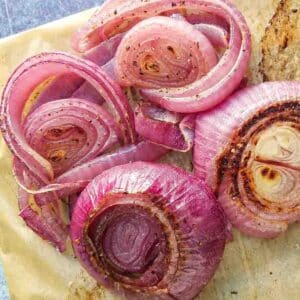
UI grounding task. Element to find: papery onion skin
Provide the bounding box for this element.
[71,162,229,300]
[135,104,195,152]
[72,0,251,113]
[0,52,135,186]
[194,81,300,238]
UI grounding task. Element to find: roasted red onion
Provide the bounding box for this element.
[0,52,144,250]
[194,82,300,238]
[72,0,251,113]
[135,104,195,152]
[71,162,229,299]
[1,52,135,183]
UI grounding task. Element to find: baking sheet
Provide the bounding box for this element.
[0,1,299,299]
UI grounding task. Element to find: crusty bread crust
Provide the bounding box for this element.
[260,0,300,81]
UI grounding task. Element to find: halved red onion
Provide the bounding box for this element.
[0,52,135,185]
[194,81,300,238]
[72,0,251,113]
[71,162,229,299]
[135,103,195,152]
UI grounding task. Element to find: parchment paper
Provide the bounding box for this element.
[0,2,299,299]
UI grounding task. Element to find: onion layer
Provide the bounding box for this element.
[35,34,124,107]
[13,158,68,251]
[16,141,169,196]
[135,103,195,152]
[72,0,251,113]
[71,162,228,299]
[194,81,300,238]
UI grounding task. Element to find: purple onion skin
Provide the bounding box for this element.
[71,162,229,299]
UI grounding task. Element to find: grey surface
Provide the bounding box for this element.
[0,266,8,300]
[0,0,103,298]
[0,0,102,38]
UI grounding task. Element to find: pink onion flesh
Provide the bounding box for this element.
[194,81,300,238]
[24,98,119,176]
[115,16,218,89]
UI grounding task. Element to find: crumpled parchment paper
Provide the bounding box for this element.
[0,1,299,299]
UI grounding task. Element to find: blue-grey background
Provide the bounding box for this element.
[0,0,103,298]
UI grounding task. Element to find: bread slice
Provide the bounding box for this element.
[260,0,300,81]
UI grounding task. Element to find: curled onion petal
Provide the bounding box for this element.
[194,81,300,238]
[135,103,195,151]
[0,52,135,184]
[14,158,68,251]
[35,34,123,108]
[71,0,230,52]
[15,141,169,198]
[18,190,68,252]
[115,16,218,89]
[23,98,119,176]
[72,0,251,113]
[70,162,228,299]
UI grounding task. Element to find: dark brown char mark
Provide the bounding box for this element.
[259,0,300,81]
